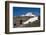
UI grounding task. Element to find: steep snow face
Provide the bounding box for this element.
[23,16,38,24]
[21,12,36,16]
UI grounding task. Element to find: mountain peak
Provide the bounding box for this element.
[21,12,36,16]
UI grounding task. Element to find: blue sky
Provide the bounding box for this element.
[13,7,40,16]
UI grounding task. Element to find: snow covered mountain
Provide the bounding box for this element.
[21,12,36,17]
[21,12,38,24]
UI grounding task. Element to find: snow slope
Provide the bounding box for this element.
[23,16,38,24]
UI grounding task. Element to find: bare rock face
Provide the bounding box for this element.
[13,16,40,28]
[13,16,34,27]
